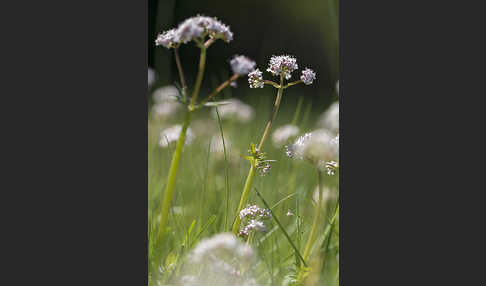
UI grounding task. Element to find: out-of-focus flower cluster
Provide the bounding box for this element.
[317,101,339,135]
[211,98,254,123]
[151,85,183,120]
[159,124,195,148]
[286,129,339,174]
[175,233,259,286]
[230,55,256,75]
[155,15,233,49]
[272,124,300,147]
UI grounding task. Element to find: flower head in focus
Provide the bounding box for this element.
[248,69,264,88]
[267,55,298,80]
[238,205,271,238]
[230,55,256,75]
[300,68,316,85]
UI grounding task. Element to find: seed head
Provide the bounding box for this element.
[300,68,316,85]
[267,55,298,80]
[248,69,264,88]
[230,55,256,75]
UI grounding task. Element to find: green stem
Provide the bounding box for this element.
[189,48,207,109]
[232,164,256,234]
[258,74,284,150]
[198,74,239,108]
[157,110,192,243]
[232,75,285,234]
[297,170,324,283]
[174,47,187,101]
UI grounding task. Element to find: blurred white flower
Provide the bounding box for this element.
[286,210,294,216]
[211,99,254,123]
[175,233,258,286]
[159,125,195,148]
[317,101,339,135]
[272,124,299,147]
[313,186,337,206]
[286,129,338,172]
[230,55,256,75]
[148,68,156,87]
[152,85,180,103]
[151,101,182,119]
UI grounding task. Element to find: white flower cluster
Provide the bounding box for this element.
[211,98,255,123]
[272,124,300,147]
[300,68,316,85]
[238,205,271,238]
[267,55,299,79]
[286,129,339,173]
[155,15,233,49]
[230,55,256,75]
[159,124,195,148]
[177,233,259,286]
[248,69,264,88]
[239,205,271,220]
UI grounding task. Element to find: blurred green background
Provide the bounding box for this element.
[148,0,339,108]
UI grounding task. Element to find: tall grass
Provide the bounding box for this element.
[148,91,339,285]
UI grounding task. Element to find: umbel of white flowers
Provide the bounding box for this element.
[248,55,316,88]
[155,15,233,48]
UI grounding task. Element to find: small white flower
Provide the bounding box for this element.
[286,210,294,216]
[230,55,256,75]
[272,124,299,147]
[159,125,195,148]
[300,68,316,85]
[248,69,264,88]
[267,55,298,80]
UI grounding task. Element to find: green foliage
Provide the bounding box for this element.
[148,94,338,286]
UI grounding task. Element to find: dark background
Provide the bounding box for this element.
[148,0,339,106]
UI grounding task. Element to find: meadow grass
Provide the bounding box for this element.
[148,89,339,285]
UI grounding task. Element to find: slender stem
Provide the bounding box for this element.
[198,74,239,107]
[284,80,303,89]
[264,80,280,88]
[297,170,324,283]
[157,110,192,243]
[258,74,284,150]
[174,47,187,101]
[232,75,285,234]
[189,48,207,109]
[232,164,256,234]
